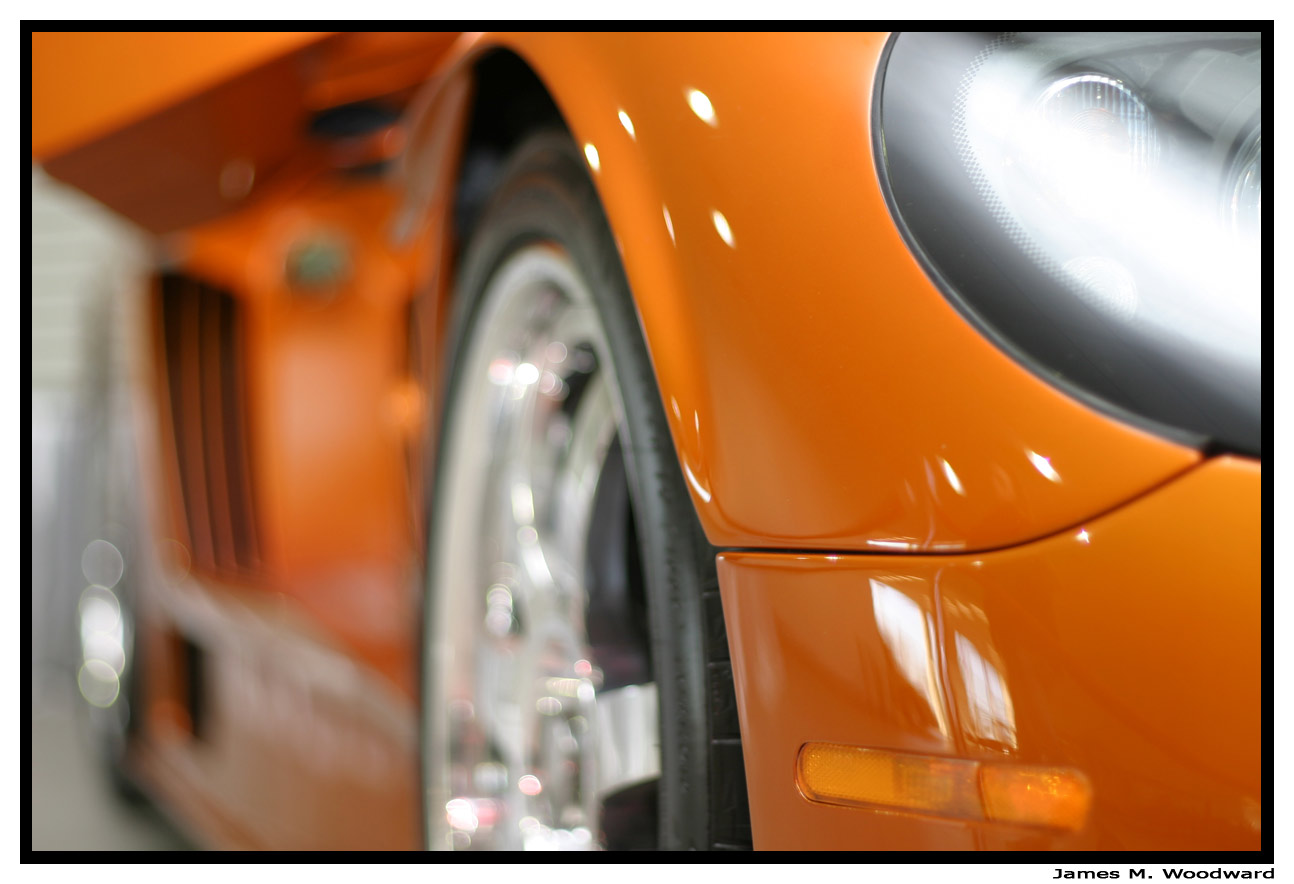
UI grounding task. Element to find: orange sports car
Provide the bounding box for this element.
[31,30,1264,852]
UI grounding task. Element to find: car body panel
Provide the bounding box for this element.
[720,456,1260,850]
[132,570,419,850]
[438,32,1203,552]
[31,32,333,160]
[38,30,1201,557]
[156,175,428,696]
[33,32,458,233]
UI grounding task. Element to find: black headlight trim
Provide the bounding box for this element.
[872,31,1263,456]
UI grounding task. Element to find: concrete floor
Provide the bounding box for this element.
[30,679,194,852]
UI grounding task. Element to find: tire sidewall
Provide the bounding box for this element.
[426,132,713,850]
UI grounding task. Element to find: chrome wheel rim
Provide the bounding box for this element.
[426,244,660,850]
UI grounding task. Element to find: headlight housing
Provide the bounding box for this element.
[876,32,1263,455]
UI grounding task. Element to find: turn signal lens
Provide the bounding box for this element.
[979,765,1092,831]
[798,742,981,818]
[797,743,1092,832]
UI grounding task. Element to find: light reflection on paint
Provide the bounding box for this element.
[1076,528,1091,544]
[870,578,950,739]
[868,539,917,551]
[711,209,735,248]
[662,205,675,245]
[939,457,966,495]
[583,143,600,172]
[617,110,635,139]
[682,460,712,503]
[1026,449,1062,483]
[955,632,1018,749]
[686,88,717,125]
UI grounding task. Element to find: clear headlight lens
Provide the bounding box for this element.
[1228,130,1261,236]
[877,32,1263,454]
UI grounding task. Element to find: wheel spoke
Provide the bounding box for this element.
[428,246,658,851]
[548,370,615,600]
[593,682,661,797]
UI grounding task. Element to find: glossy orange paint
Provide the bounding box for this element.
[458,32,1202,553]
[31,31,460,162]
[33,32,458,234]
[720,456,1260,851]
[124,173,433,850]
[303,31,460,111]
[167,172,429,696]
[31,32,332,159]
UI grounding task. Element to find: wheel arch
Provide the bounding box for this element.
[398,37,722,540]
[398,33,1203,554]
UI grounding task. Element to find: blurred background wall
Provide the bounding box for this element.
[31,164,144,703]
[30,166,192,849]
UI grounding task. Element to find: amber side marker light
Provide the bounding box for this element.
[797,743,1092,831]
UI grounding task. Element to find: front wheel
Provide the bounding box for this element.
[422,132,750,851]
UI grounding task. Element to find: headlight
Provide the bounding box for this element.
[876,32,1263,455]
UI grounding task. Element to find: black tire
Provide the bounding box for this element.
[423,130,751,850]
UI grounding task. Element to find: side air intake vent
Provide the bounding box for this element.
[158,273,260,576]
